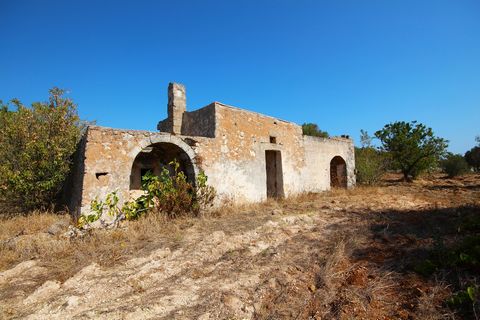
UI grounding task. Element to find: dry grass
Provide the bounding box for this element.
[0,211,64,241]
[0,212,202,281]
[1,173,479,319]
[0,197,284,285]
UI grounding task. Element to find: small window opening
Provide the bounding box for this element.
[270,136,277,144]
[95,172,108,179]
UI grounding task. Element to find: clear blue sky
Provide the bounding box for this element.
[1,0,479,153]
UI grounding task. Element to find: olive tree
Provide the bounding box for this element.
[375,121,448,181]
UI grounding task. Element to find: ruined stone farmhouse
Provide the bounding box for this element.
[67,83,355,216]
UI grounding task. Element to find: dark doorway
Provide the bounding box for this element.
[130,142,195,190]
[330,156,347,188]
[265,150,284,198]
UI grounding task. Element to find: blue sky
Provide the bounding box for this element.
[1,0,479,153]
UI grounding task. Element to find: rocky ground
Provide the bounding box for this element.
[0,174,479,319]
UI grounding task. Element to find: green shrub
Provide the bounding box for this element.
[441,153,470,178]
[0,89,82,212]
[355,147,389,185]
[79,160,216,226]
[465,146,480,172]
[375,121,448,181]
[302,123,329,138]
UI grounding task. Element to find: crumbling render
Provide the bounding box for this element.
[66,83,355,216]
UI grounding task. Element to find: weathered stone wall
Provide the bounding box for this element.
[192,103,355,203]
[70,99,355,215]
[62,131,88,213]
[302,135,356,191]
[72,126,199,216]
[157,83,187,134]
[181,103,216,138]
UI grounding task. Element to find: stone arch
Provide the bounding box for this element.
[129,135,198,190]
[330,156,347,188]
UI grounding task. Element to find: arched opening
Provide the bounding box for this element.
[130,142,195,190]
[330,156,347,188]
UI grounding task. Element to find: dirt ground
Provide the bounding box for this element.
[0,173,479,319]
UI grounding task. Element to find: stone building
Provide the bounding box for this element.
[67,83,355,216]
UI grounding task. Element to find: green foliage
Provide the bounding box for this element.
[448,286,477,308]
[414,259,437,277]
[0,89,82,212]
[465,146,480,172]
[79,160,216,226]
[355,130,389,185]
[375,121,448,181]
[441,153,470,178]
[78,191,122,227]
[360,129,373,148]
[302,123,329,138]
[413,217,480,316]
[355,147,389,185]
[415,235,480,275]
[135,162,216,218]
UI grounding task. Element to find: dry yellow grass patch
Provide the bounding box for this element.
[0,173,478,319]
[0,211,64,241]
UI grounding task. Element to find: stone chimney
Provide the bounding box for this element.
[167,82,186,134]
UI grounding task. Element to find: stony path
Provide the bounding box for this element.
[1,211,346,319]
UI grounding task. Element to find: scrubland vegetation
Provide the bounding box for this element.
[1,90,480,318]
[0,89,83,213]
[1,173,479,319]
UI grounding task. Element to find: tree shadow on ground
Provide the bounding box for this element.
[352,205,480,319]
[353,205,479,269]
[427,184,480,191]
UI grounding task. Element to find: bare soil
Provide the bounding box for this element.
[1,173,479,319]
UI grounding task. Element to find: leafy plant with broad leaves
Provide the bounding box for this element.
[78,160,216,226]
[0,88,83,212]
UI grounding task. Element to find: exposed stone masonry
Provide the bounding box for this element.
[67,83,355,216]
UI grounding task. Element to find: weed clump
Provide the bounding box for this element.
[78,160,215,227]
[413,206,480,317]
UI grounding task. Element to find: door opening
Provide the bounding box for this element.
[330,156,347,188]
[265,150,284,198]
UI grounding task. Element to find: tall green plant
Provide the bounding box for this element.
[0,89,82,212]
[131,161,216,218]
